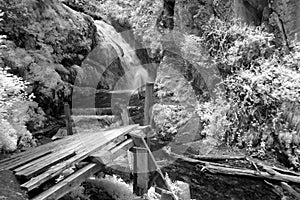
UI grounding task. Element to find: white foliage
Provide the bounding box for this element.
[0,119,18,152]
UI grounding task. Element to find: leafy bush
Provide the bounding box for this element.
[153,104,191,140]
[0,66,37,152]
[201,18,276,76]
[0,12,36,152]
[196,18,300,169]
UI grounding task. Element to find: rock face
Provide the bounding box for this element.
[0,170,28,200]
[233,0,300,42]
[0,0,98,121]
[233,0,268,26]
[271,0,300,41]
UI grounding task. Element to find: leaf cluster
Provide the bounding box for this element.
[196,18,300,169]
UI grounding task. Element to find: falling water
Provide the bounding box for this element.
[94,20,150,92]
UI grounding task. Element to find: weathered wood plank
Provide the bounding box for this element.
[20,147,87,192]
[64,103,73,135]
[71,106,140,115]
[133,147,149,196]
[0,150,53,171]
[13,141,82,173]
[129,134,176,200]
[30,163,100,200]
[0,135,78,167]
[22,137,126,191]
[78,125,138,150]
[14,143,83,178]
[144,82,154,126]
[20,126,138,190]
[206,165,300,184]
[1,125,134,168]
[91,139,134,165]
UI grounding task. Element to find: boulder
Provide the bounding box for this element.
[271,0,300,41]
[0,0,98,119]
[0,170,28,200]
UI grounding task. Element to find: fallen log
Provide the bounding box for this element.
[280,182,300,199]
[190,155,246,161]
[170,153,300,185]
[205,165,300,184]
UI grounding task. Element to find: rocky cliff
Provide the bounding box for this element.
[0,0,99,133]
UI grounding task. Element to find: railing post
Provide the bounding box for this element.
[64,103,73,135]
[132,147,149,196]
[144,82,154,126]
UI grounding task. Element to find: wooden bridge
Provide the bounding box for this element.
[0,83,178,200]
[0,124,176,200]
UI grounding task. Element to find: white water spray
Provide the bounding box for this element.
[94,20,151,92]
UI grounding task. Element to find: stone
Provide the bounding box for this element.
[0,170,28,200]
[271,0,300,41]
[185,137,218,155]
[0,0,98,119]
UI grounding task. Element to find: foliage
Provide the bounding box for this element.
[196,18,300,169]
[0,10,36,152]
[153,104,191,140]
[93,0,164,57]
[201,18,276,77]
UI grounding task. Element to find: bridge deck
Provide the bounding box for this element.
[0,125,140,200]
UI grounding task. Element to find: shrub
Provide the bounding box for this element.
[196,17,300,169]
[152,104,191,140]
[0,12,36,152]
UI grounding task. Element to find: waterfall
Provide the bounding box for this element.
[94,20,151,92]
[72,20,153,110]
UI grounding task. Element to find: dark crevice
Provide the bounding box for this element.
[156,0,176,31]
[270,10,291,51]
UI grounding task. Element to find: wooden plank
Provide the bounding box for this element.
[78,125,138,149]
[0,134,78,167]
[14,142,83,178]
[2,125,134,168]
[129,135,176,200]
[13,141,82,173]
[21,126,137,191]
[64,103,73,135]
[91,139,134,165]
[21,138,122,192]
[0,150,53,171]
[161,192,173,200]
[30,163,100,200]
[71,106,140,115]
[132,147,149,196]
[15,150,77,179]
[144,82,154,126]
[20,147,86,192]
[110,139,134,159]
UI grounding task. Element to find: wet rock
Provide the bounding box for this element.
[176,114,202,141]
[0,0,98,118]
[185,137,218,155]
[233,0,268,26]
[0,170,28,200]
[271,0,300,41]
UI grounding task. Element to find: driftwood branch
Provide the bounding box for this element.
[172,153,300,185]
[190,155,246,161]
[205,165,300,184]
[280,182,300,199]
